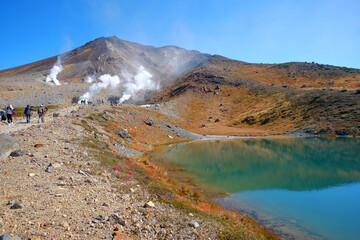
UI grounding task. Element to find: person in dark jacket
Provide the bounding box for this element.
[0,109,5,123]
[6,105,14,124]
[24,105,36,123]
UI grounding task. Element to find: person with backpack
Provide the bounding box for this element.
[24,105,36,123]
[6,105,15,124]
[0,109,5,123]
[37,104,48,123]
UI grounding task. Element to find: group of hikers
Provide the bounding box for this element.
[0,104,48,125]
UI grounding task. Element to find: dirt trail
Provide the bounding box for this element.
[0,105,81,135]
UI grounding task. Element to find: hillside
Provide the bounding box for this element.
[152,56,360,136]
[196,56,360,89]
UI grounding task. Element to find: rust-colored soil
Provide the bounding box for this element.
[153,57,360,137]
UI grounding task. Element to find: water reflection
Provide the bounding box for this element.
[155,137,360,192]
[153,137,360,240]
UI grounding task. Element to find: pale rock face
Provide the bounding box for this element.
[0,134,20,158]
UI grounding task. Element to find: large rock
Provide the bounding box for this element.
[0,134,20,158]
[144,118,154,126]
[118,128,131,138]
[67,124,85,132]
[241,116,256,125]
[10,202,24,209]
[0,233,22,240]
[10,150,25,157]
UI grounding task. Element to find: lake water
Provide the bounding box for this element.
[153,137,360,240]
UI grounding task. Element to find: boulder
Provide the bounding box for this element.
[118,129,131,138]
[10,150,25,157]
[45,163,54,173]
[144,201,155,208]
[0,234,22,240]
[67,124,85,132]
[109,214,120,224]
[241,116,256,125]
[112,230,132,240]
[10,202,24,209]
[335,128,351,136]
[261,118,271,125]
[144,118,154,126]
[0,134,20,158]
[34,143,44,148]
[94,132,109,141]
[189,220,200,228]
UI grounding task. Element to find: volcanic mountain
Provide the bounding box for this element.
[0,36,359,136]
[0,36,209,84]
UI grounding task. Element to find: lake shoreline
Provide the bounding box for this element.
[149,136,285,239]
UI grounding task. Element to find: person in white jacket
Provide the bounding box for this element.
[6,105,14,124]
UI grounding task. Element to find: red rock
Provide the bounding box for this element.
[34,143,44,148]
[113,230,133,240]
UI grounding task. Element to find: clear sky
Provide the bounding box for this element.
[1,0,359,70]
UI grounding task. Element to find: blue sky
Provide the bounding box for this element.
[1,0,359,70]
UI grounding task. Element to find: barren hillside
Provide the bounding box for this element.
[152,56,360,136]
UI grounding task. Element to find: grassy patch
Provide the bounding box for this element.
[13,105,58,118]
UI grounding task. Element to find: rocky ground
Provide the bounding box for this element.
[0,78,91,107]
[0,104,277,240]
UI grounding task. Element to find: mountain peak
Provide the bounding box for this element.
[0,36,211,84]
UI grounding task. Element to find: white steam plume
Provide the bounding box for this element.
[78,66,157,104]
[119,66,158,103]
[80,74,120,101]
[45,57,63,85]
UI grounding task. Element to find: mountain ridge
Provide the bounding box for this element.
[1,36,359,90]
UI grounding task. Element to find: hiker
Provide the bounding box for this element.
[24,105,36,123]
[80,99,88,106]
[37,104,48,123]
[6,105,15,124]
[0,109,5,123]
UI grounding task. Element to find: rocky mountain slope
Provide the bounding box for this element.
[151,56,360,136]
[0,36,209,107]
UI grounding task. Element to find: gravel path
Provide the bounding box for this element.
[0,105,81,135]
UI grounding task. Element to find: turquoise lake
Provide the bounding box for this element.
[153,137,360,240]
